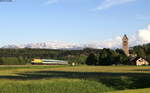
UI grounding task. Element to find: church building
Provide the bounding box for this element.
[122,35,149,66]
[122,35,129,56]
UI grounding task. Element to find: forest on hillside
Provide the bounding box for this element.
[0,43,150,65]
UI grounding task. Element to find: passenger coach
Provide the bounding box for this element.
[31,59,68,65]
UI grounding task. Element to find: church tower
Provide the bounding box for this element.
[122,34,129,56]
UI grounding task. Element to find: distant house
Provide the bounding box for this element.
[130,57,149,66]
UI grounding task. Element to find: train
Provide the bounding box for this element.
[31,59,68,65]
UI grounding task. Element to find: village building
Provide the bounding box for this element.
[122,35,149,66]
[130,57,149,66]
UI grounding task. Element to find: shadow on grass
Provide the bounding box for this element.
[133,69,150,72]
[0,71,150,90]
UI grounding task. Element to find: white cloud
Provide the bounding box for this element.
[44,0,137,10]
[136,24,150,44]
[88,24,150,49]
[87,36,122,49]
[96,0,136,10]
[44,0,59,5]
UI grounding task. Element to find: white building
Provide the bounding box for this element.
[130,57,149,66]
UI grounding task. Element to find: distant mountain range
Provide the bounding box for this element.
[1,41,121,50]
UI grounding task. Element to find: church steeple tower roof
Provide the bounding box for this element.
[122,34,128,40]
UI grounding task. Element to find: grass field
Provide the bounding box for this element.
[0,65,150,93]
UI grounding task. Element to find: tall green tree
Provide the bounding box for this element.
[86,53,97,65]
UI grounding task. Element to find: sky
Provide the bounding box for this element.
[0,0,150,48]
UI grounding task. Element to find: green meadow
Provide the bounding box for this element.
[0,65,150,93]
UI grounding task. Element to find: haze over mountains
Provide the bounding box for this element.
[1,41,120,50]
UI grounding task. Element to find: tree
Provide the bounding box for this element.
[98,49,114,65]
[86,53,97,65]
[0,57,4,65]
[133,46,146,58]
[115,49,125,55]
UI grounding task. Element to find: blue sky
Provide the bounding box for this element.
[0,0,150,46]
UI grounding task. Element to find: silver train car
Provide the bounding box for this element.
[31,59,68,65]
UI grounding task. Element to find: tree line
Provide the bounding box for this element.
[0,48,97,65]
[0,43,150,65]
[86,43,150,66]
[86,48,129,66]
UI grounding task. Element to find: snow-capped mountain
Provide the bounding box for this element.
[1,41,108,50]
[1,41,84,50]
[21,42,84,50]
[1,37,123,50]
[2,45,19,49]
